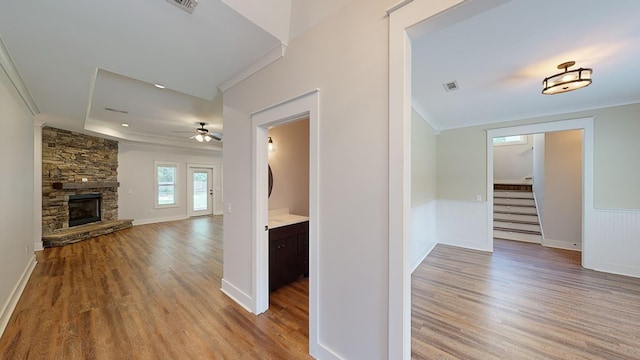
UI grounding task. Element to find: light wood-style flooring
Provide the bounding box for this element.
[412,239,640,359]
[0,216,311,360]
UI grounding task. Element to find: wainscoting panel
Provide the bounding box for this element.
[411,200,437,272]
[587,209,640,278]
[437,200,490,252]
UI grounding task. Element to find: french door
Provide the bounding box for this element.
[188,167,213,217]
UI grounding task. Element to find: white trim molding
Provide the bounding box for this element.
[0,255,37,337]
[219,43,287,92]
[0,37,39,115]
[249,89,322,357]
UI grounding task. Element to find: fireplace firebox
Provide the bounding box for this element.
[68,193,101,227]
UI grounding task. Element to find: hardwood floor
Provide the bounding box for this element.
[412,239,640,359]
[0,216,311,360]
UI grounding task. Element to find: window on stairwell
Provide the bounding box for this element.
[155,161,178,208]
[493,135,526,146]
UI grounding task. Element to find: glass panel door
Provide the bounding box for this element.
[188,168,213,216]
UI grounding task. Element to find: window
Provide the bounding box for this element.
[493,135,527,146]
[155,161,178,207]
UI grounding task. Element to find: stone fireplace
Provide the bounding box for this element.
[42,127,131,246]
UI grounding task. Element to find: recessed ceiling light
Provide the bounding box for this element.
[154,83,166,89]
[121,123,129,127]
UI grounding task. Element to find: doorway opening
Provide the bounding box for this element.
[486,118,594,267]
[251,90,321,357]
[492,131,583,252]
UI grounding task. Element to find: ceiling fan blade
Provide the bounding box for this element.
[211,135,222,141]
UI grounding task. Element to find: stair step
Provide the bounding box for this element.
[493,226,542,235]
[493,230,542,243]
[494,221,541,232]
[494,191,534,199]
[494,198,535,206]
[494,213,539,223]
[494,205,537,215]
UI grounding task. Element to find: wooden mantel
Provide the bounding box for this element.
[52,181,120,190]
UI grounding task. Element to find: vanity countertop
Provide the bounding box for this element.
[268,208,309,229]
[268,213,309,229]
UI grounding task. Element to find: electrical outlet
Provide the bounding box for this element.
[476,194,482,202]
[227,202,232,214]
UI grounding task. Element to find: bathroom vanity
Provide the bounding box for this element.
[268,209,309,291]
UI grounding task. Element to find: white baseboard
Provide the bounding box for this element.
[411,241,437,274]
[132,215,189,226]
[0,255,37,337]
[220,279,253,313]
[34,242,44,251]
[311,342,344,360]
[543,238,581,251]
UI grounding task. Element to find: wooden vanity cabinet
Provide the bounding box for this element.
[269,221,309,291]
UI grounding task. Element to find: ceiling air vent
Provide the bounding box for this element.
[167,0,198,14]
[443,81,459,92]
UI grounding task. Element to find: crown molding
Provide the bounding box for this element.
[218,42,287,92]
[411,97,441,134]
[0,37,39,116]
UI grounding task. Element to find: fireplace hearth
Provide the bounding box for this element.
[68,193,101,227]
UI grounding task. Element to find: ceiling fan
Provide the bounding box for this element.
[189,122,222,142]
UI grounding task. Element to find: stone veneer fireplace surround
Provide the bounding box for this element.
[42,127,120,237]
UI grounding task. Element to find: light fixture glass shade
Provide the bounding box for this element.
[204,135,212,142]
[542,61,592,95]
[195,134,204,142]
[268,137,275,153]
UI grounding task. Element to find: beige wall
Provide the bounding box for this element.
[411,109,436,206]
[493,135,533,183]
[436,125,487,201]
[268,119,310,216]
[437,103,640,210]
[0,65,35,333]
[542,130,583,246]
[222,0,398,357]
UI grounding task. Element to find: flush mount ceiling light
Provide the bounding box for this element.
[542,61,592,95]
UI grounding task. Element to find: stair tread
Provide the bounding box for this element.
[493,226,542,235]
[493,219,540,225]
[494,203,536,207]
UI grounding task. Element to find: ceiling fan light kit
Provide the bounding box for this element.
[190,122,221,142]
[542,61,592,95]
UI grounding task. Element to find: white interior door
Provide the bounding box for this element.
[188,168,213,217]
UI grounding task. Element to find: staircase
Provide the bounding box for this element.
[493,184,542,243]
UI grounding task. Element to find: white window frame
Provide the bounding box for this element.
[492,135,527,146]
[154,161,179,208]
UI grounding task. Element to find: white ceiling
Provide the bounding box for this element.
[3,0,639,146]
[411,0,640,131]
[0,0,351,150]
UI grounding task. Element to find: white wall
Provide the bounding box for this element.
[0,66,36,335]
[411,109,437,271]
[222,0,396,358]
[118,142,222,225]
[268,118,309,216]
[543,130,582,249]
[493,135,533,183]
[532,133,545,221]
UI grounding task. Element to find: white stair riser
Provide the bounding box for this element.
[494,221,541,232]
[494,213,539,223]
[494,198,535,206]
[494,191,533,199]
[493,230,542,243]
[494,205,537,214]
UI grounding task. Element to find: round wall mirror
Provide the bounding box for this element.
[268,165,273,198]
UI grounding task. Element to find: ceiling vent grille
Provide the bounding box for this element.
[443,81,459,92]
[167,0,198,14]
